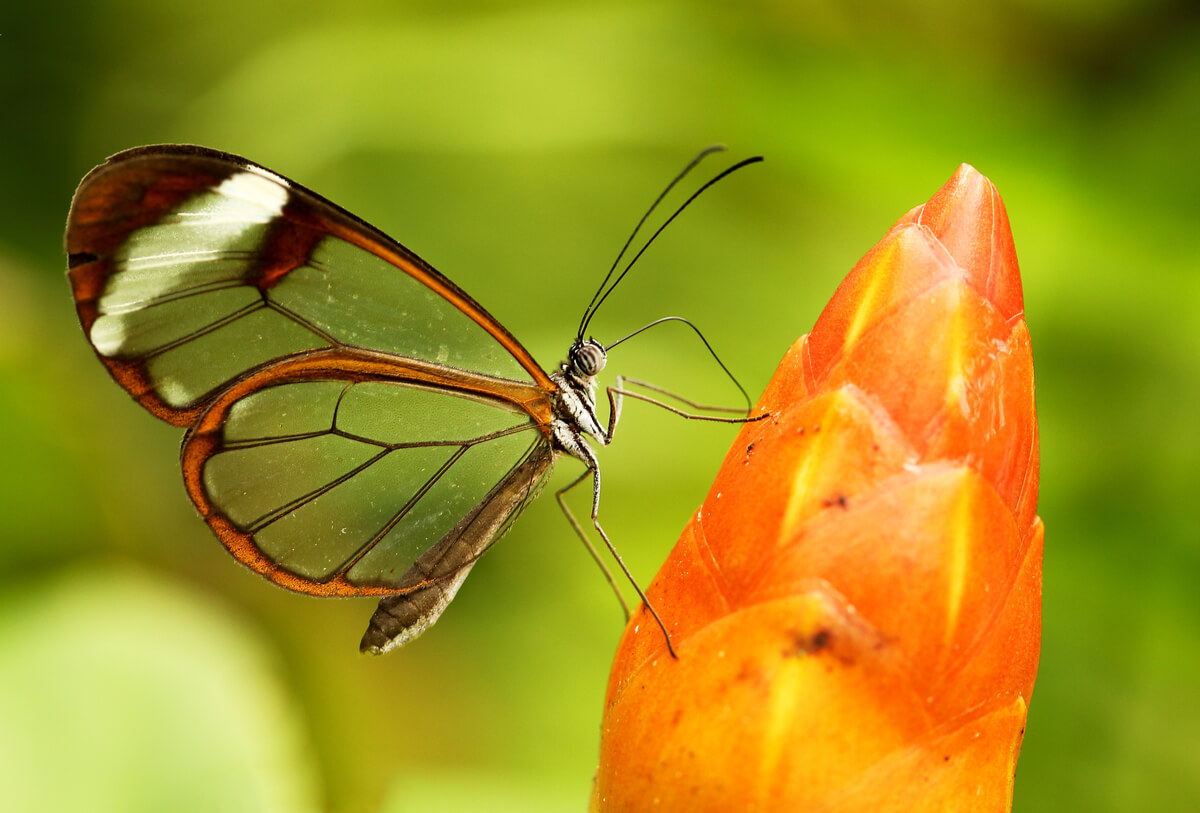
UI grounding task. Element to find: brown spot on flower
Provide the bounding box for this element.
[783,627,833,658]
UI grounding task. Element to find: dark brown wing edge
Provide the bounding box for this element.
[359,440,557,654]
[65,144,554,426]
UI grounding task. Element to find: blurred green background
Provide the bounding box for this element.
[1,1,1197,811]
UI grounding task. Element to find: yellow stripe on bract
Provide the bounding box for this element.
[841,237,899,351]
[778,397,835,542]
[944,283,970,421]
[757,654,804,804]
[755,595,830,804]
[941,285,973,644]
[944,473,974,645]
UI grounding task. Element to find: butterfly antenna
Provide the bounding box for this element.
[579,155,763,339]
[606,315,755,412]
[577,145,727,342]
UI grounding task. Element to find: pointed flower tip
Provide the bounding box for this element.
[914,163,1023,319]
[952,161,982,180]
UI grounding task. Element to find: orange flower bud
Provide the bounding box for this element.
[593,165,1042,812]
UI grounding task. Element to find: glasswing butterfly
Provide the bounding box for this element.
[66,145,761,655]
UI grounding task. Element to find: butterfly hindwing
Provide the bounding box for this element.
[180,349,554,597]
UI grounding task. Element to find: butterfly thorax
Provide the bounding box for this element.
[548,338,608,462]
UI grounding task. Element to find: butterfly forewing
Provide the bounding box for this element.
[67,146,549,425]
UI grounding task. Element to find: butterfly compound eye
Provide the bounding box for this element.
[570,339,607,377]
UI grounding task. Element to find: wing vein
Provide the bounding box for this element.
[100,279,250,314]
[265,298,343,346]
[329,446,470,578]
[140,300,268,360]
[245,446,393,533]
[223,421,534,451]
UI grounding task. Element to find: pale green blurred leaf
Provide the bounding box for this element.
[0,568,320,813]
[380,769,580,813]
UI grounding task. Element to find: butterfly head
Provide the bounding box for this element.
[567,338,607,381]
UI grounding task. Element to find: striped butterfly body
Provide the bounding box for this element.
[67,145,757,654]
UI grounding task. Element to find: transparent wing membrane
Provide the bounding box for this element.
[272,237,531,377]
[195,378,549,590]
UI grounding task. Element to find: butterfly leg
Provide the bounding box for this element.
[556,453,678,658]
[602,374,626,442]
[586,442,678,658]
[556,470,632,620]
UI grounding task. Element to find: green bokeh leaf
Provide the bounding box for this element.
[0,567,320,813]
